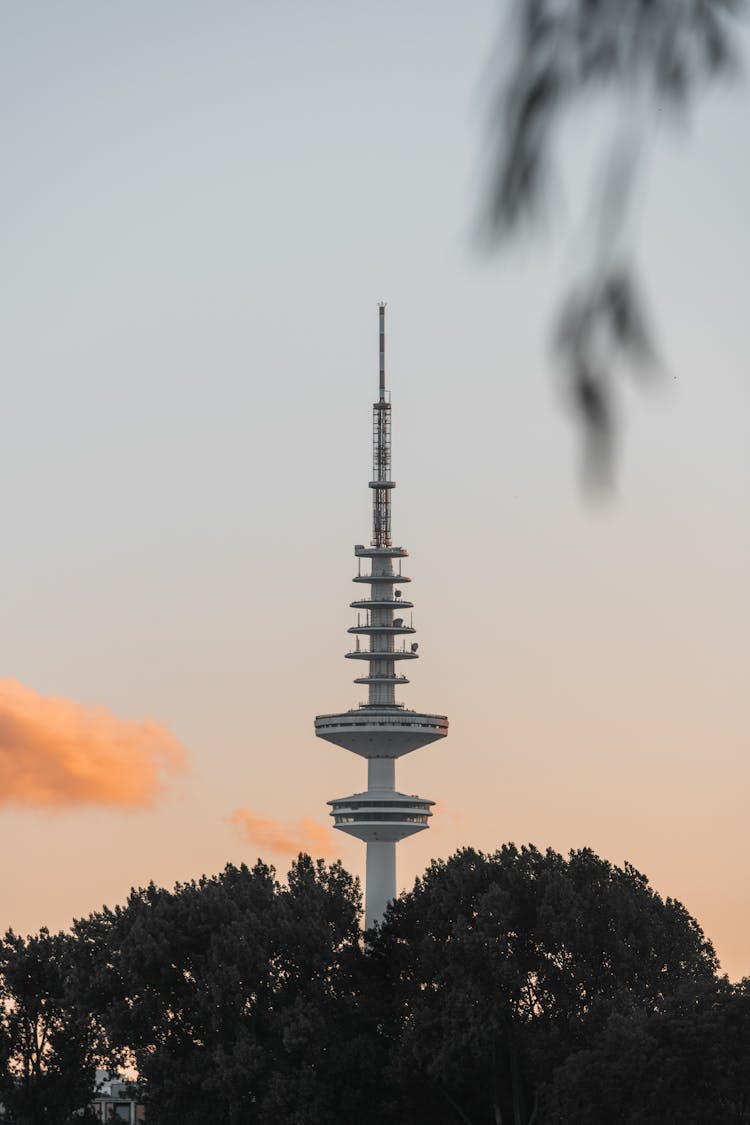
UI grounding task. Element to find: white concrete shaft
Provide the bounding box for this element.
[368,756,395,790]
[366,760,396,926]
[365,839,396,929]
[369,552,396,706]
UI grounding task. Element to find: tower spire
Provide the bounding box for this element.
[315,304,449,929]
[379,301,386,400]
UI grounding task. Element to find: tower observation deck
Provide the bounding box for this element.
[315,304,448,929]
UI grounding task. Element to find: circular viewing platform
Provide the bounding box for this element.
[347,624,416,636]
[353,674,409,685]
[328,790,434,842]
[350,598,414,610]
[315,707,449,758]
[352,573,411,585]
[346,648,418,661]
[354,545,408,558]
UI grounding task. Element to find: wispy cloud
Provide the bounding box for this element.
[0,678,187,810]
[229,806,335,858]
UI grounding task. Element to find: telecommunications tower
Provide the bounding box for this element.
[315,305,448,928]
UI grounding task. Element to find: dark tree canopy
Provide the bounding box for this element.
[0,928,99,1125]
[368,844,720,1124]
[1,846,747,1124]
[72,857,362,1125]
[540,977,750,1124]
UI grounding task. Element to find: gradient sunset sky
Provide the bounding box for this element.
[1,2,748,980]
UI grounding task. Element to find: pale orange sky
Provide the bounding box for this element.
[1,2,748,981]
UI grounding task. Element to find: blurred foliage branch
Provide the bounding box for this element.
[485,0,745,486]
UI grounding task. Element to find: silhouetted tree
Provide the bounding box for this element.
[6,847,747,1124]
[539,977,750,1123]
[369,845,718,1124]
[0,928,99,1125]
[74,857,363,1125]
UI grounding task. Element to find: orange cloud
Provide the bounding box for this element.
[0,679,187,809]
[229,806,335,858]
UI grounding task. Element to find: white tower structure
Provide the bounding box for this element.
[315,304,448,929]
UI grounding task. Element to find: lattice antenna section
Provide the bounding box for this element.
[371,303,393,548]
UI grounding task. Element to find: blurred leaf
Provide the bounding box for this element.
[482,0,745,485]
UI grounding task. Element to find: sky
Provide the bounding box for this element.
[1,2,748,979]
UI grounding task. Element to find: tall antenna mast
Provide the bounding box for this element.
[379,300,386,399]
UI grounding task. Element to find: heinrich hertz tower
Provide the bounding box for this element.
[315,305,448,928]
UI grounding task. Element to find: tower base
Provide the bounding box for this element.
[365,839,396,930]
